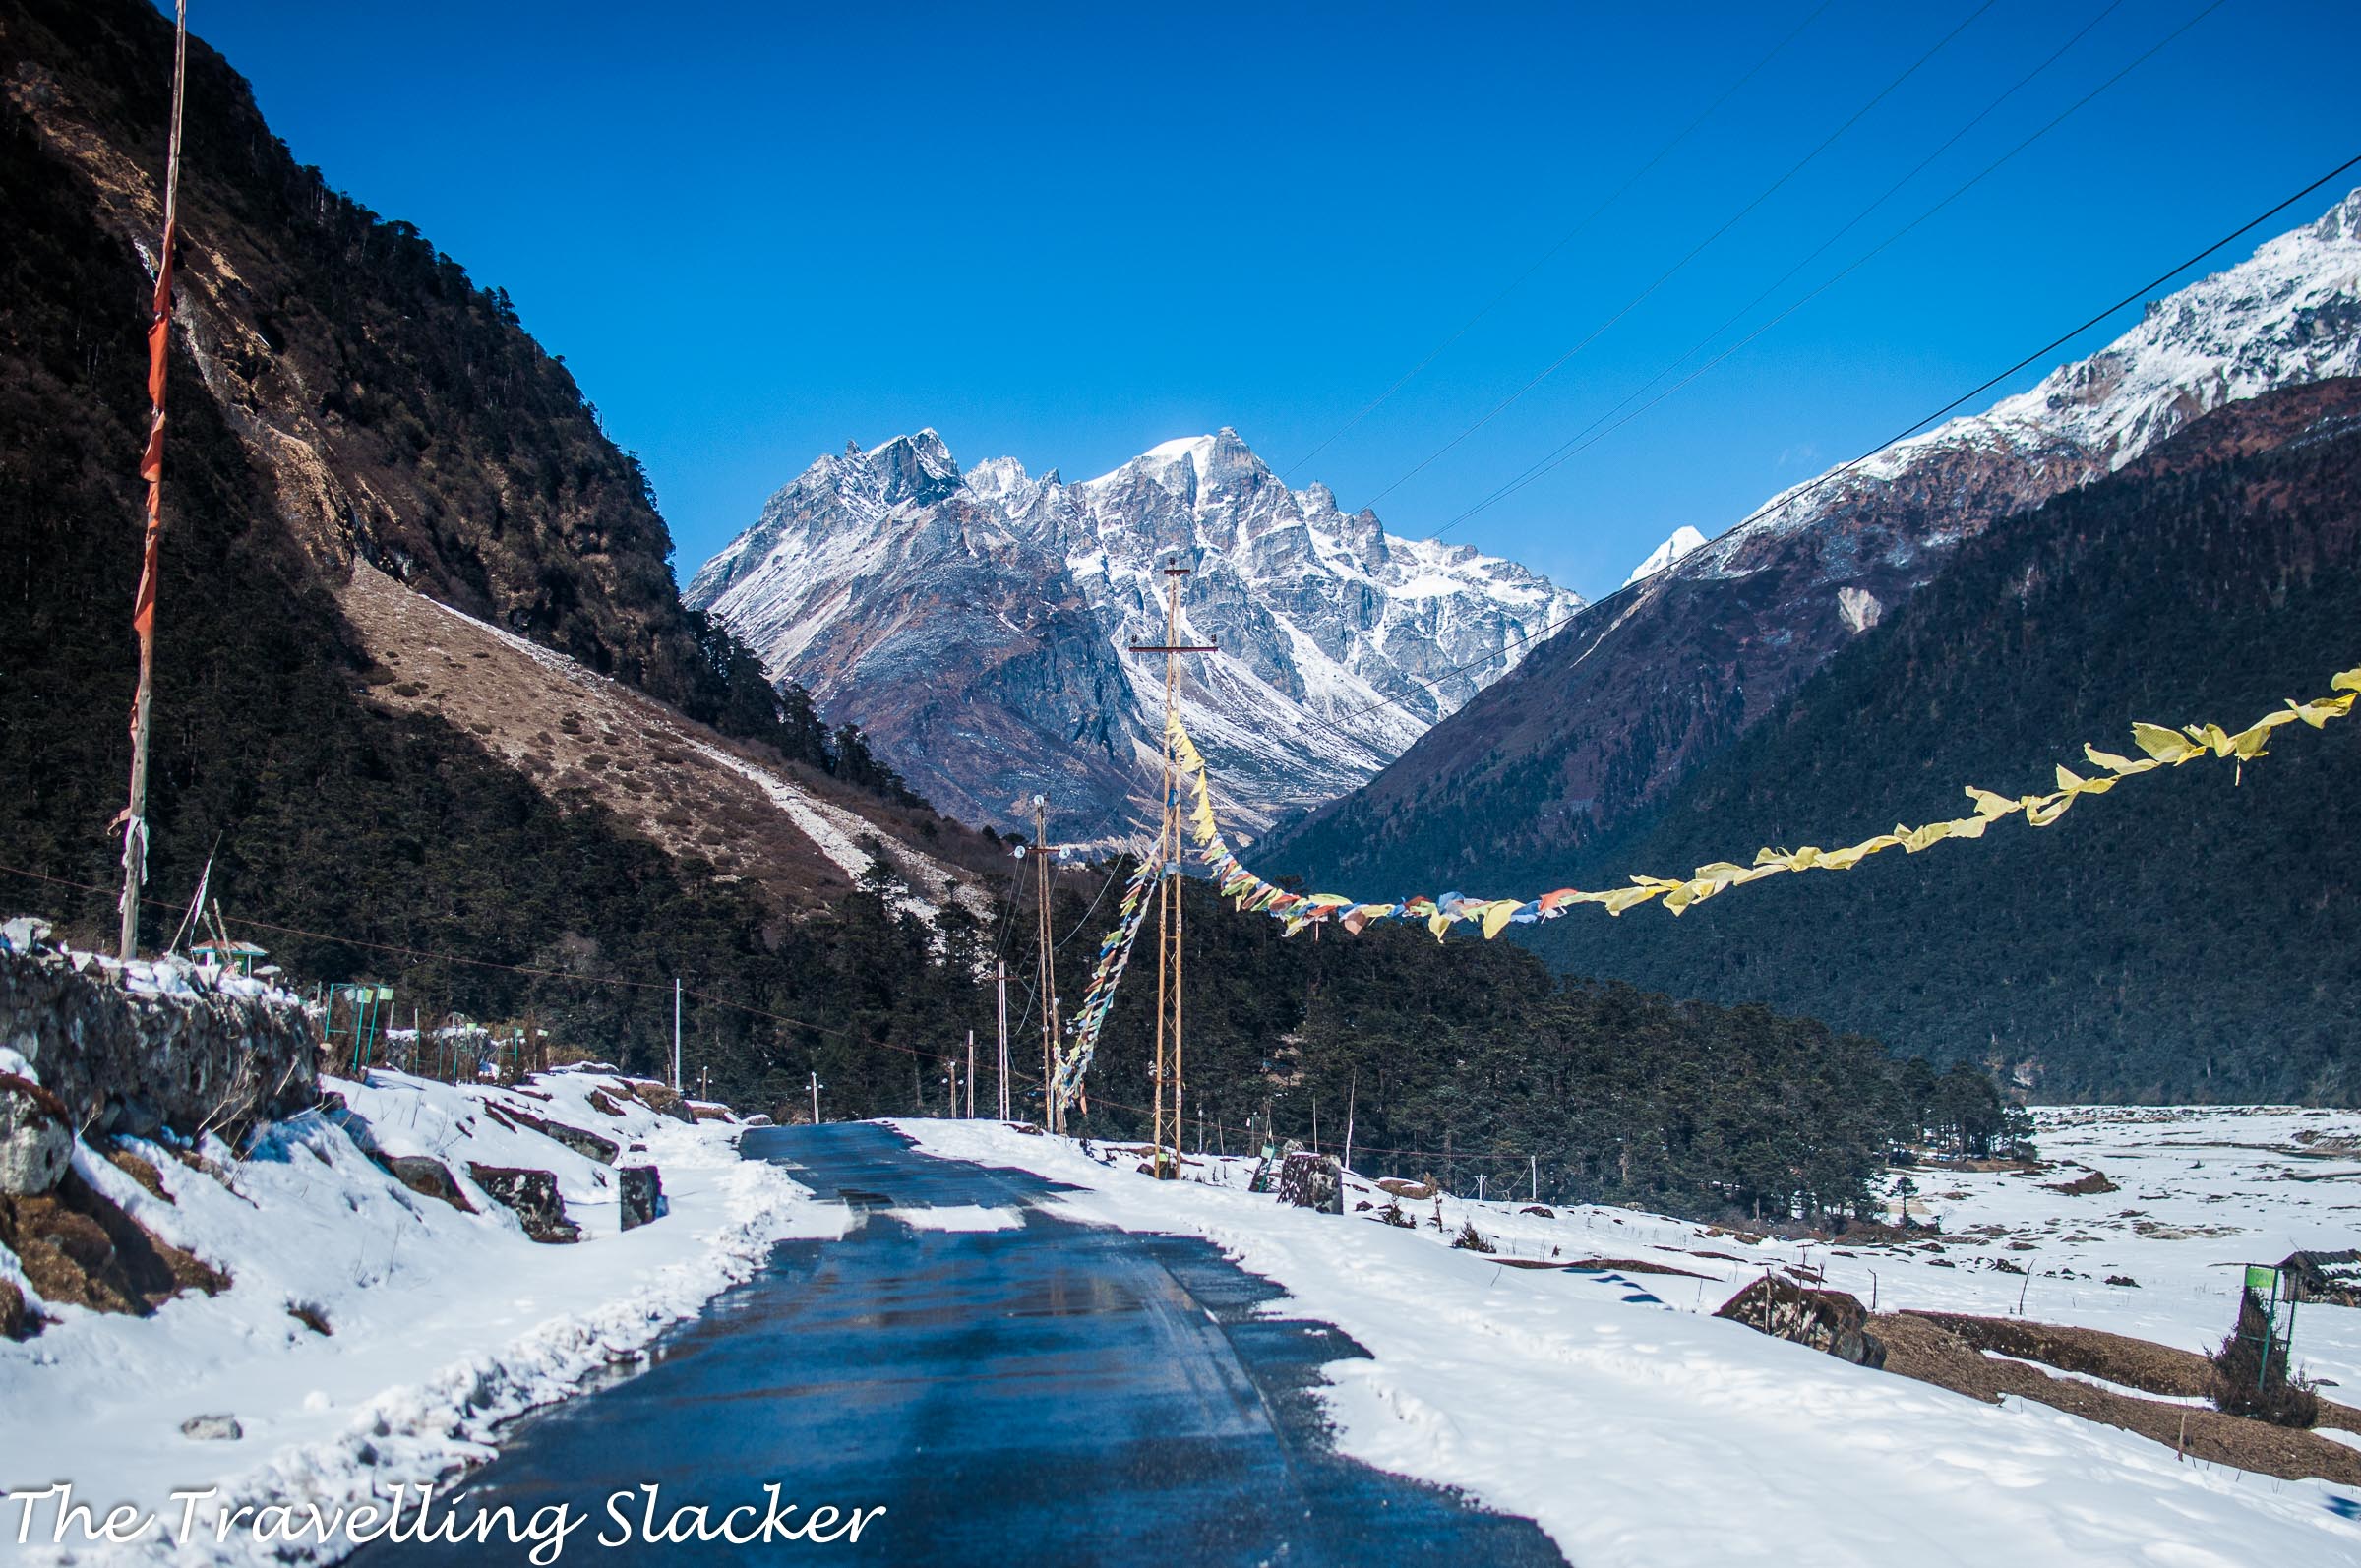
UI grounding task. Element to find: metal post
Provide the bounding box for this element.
[966,1030,976,1118]
[673,978,683,1093]
[810,1070,821,1126]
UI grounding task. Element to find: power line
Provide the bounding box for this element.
[1271,148,2361,742]
[1356,0,2001,513]
[1279,0,1837,479]
[1426,0,2223,543]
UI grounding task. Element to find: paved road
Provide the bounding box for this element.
[367,1122,1564,1565]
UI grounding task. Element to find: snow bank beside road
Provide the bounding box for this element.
[0,1067,834,1565]
[898,1117,2361,1568]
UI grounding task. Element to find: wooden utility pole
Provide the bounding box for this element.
[996,960,1010,1120]
[1032,796,1059,1132]
[116,1,190,960]
[1129,558,1216,1179]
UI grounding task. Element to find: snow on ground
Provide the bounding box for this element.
[898,1107,2361,1567]
[0,1067,840,1566]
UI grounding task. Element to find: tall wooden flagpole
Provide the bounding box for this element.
[1129,559,1214,1178]
[1032,796,1059,1132]
[118,1,190,960]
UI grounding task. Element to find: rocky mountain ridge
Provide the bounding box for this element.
[690,427,1584,839]
[1266,186,2361,892]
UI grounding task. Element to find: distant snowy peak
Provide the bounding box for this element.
[1623,526,1708,587]
[1702,185,2361,576]
[689,426,1583,836]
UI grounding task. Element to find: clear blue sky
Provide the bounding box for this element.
[180,0,2356,599]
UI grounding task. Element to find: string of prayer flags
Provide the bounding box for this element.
[1165,664,2359,939]
[1051,850,1162,1113]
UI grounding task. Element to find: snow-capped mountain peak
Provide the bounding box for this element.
[689,428,1582,837]
[1699,185,2361,579]
[1277,186,2361,890]
[1622,526,1708,587]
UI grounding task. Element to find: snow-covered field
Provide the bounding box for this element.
[0,1067,839,1565]
[900,1106,2361,1567]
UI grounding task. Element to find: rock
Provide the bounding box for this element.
[2106,1274,2141,1288]
[380,1155,474,1213]
[623,1082,696,1125]
[0,1073,74,1196]
[466,1164,579,1243]
[1375,1176,1436,1200]
[0,917,52,953]
[104,1146,170,1202]
[0,1278,30,1340]
[0,1171,229,1317]
[1717,1275,1887,1369]
[619,1166,664,1231]
[180,1415,242,1441]
[586,1089,627,1117]
[500,1107,618,1165]
[1276,1150,1344,1214]
[742,1114,774,1128]
[1520,1204,1556,1218]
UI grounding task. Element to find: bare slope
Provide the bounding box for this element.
[339,566,995,925]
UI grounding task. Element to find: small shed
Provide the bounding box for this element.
[190,937,268,977]
[2277,1249,2361,1307]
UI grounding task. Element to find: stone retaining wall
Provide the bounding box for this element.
[0,923,318,1149]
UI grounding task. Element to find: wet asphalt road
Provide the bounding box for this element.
[364,1122,1565,1566]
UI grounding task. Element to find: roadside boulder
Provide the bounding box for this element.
[466,1164,580,1243]
[502,1107,618,1165]
[1277,1151,1344,1214]
[619,1166,664,1231]
[0,1170,229,1316]
[0,1278,31,1340]
[1717,1273,1887,1369]
[381,1154,475,1213]
[621,1081,696,1125]
[0,1073,74,1195]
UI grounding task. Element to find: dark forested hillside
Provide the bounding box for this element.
[0,0,961,1087]
[0,0,790,727]
[1520,380,2361,1105]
